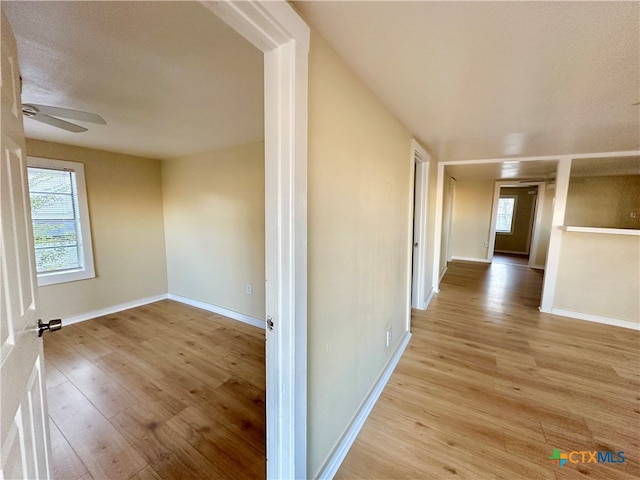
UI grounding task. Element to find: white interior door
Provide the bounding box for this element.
[0,10,51,479]
[410,141,430,310]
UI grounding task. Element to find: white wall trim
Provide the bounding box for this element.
[439,265,448,284]
[494,250,529,255]
[424,288,436,310]
[540,157,572,313]
[167,294,265,329]
[551,309,640,331]
[317,331,412,480]
[530,264,545,270]
[198,3,310,478]
[451,256,492,264]
[487,181,503,262]
[61,294,169,326]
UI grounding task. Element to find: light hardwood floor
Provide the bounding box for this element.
[45,262,639,480]
[43,300,265,480]
[336,261,640,480]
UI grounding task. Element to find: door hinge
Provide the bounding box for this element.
[266,316,274,331]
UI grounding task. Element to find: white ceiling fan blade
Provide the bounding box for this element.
[24,103,106,124]
[27,112,88,133]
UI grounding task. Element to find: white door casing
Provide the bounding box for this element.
[487,181,542,261]
[199,2,310,478]
[410,140,430,311]
[0,9,51,480]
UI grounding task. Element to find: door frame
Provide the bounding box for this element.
[410,140,430,311]
[200,2,309,478]
[487,181,545,262]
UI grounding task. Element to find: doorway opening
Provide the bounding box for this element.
[492,185,538,266]
[487,180,553,272]
[1,2,309,479]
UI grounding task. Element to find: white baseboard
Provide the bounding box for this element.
[167,293,265,329]
[60,292,265,330]
[317,331,412,480]
[551,308,640,331]
[529,264,545,270]
[494,250,529,255]
[451,256,491,264]
[62,294,169,326]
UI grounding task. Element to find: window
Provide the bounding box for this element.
[27,157,95,286]
[496,195,517,234]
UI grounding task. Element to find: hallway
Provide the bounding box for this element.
[336,261,639,479]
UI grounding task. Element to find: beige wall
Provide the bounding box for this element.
[555,232,640,324]
[565,175,640,229]
[307,30,412,477]
[161,141,265,320]
[495,187,536,254]
[450,179,494,260]
[26,139,168,321]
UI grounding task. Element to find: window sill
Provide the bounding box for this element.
[37,268,96,287]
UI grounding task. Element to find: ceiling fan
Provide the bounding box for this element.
[21,103,106,133]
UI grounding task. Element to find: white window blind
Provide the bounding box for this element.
[28,167,82,273]
[496,196,517,234]
[27,157,95,286]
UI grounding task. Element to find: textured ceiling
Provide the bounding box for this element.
[445,160,559,182]
[3,1,264,160]
[4,1,639,165]
[295,1,640,162]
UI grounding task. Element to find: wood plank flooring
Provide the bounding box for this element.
[44,263,639,480]
[335,261,640,480]
[43,300,265,480]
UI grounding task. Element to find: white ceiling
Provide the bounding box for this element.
[295,1,640,162]
[445,160,558,182]
[444,155,640,182]
[2,1,264,160]
[4,2,639,166]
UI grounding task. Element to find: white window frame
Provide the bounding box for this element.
[27,156,95,286]
[496,195,517,235]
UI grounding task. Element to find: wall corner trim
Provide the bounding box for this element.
[316,331,412,480]
[551,309,640,331]
[61,294,169,326]
[424,288,437,310]
[167,293,266,329]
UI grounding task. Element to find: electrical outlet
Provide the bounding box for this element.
[630,211,638,219]
[386,327,392,347]
[245,284,252,295]
[483,240,489,248]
